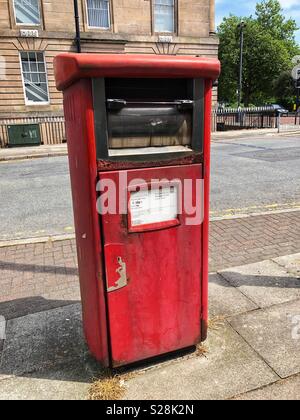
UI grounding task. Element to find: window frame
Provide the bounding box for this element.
[85,0,111,31]
[152,0,177,35]
[19,51,50,107]
[13,0,42,27]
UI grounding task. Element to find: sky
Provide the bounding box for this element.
[216,0,300,44]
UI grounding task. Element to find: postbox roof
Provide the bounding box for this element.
[54,53,221,91]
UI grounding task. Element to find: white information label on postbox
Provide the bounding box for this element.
[130,187,178,227]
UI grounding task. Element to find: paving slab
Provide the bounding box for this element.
[124,322,278,400]
[229,300,300,379]
[0,362,99,400]
[220,260,300,308]
[273,254,300,277]
[0,304,87,376]
[233,374,300,400]
[209,273,258,318]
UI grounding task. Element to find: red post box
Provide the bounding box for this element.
[54,54,220,368]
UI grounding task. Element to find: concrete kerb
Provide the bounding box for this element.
[0,144,68,163]
[212,128,278,140]
[0,152,68,163]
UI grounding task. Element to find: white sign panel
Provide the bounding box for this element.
[20,29,39,38]
[130,186,178,227]
[158,35,173,43]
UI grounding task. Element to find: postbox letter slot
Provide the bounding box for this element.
[92,77,205,160]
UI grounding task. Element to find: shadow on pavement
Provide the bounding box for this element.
[210,272,300,289]
[0,260,78,276]
[0,298,104,384]
[0,296,80,320]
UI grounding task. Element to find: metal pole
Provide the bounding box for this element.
[237,22,245,109]
[295,69,300,125]
[74,0,81,53]
[296,87,300,125]
[209,0,216,35]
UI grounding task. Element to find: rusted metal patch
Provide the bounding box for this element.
[201,319,208,342]
[97,153,202,171]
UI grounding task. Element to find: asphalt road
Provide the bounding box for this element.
[0,157,73,241]
[0,134,299,241]
[210,135,300,218]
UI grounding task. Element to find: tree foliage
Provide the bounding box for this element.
[218,0,299,107]
[273,70,297,109]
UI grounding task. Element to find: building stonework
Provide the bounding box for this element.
[0,0,218,135]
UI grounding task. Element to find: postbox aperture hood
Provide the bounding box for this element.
[54,53,221,92]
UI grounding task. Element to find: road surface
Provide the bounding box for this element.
[0,134,299,241]
[210,135,300,218]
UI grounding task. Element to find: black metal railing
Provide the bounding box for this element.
[212,106,281,132]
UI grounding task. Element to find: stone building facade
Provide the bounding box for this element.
[0,0,218,145]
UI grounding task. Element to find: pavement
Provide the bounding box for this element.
[0,211,299,319]
[0,251,299,400]
[209,210,300,272]
[0,211,299,400]
[0,144,68,162]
